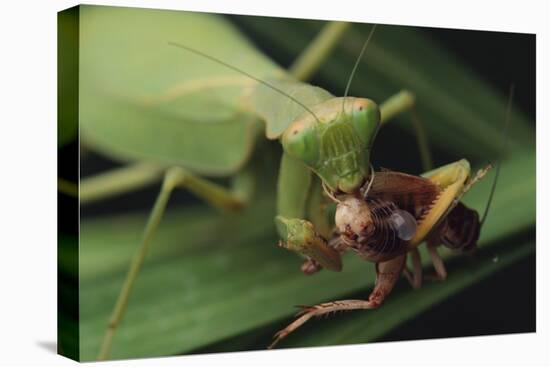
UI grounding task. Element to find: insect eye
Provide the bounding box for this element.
[282,121,320,166]
[351,99,380,149]
[389,209,417,241]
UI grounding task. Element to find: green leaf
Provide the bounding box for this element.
[79,6,283,175]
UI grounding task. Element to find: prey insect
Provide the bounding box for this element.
[269,161,494,348]
[76,8,513,359]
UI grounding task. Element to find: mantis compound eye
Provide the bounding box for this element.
[389,209,417,241]
[282,119,320,167]
[350,98,381,150]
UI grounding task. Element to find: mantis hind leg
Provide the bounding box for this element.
[268,254,406,349]
[97,166,251,360]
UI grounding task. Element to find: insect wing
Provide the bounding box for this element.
[369,170,441,220]
[80,6,282,175]
[249,77,334,139]
[369,160,472,248]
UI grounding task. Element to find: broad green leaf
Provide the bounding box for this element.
[79,6,284,175]
[249,78,334,139]
[76,151,534,360]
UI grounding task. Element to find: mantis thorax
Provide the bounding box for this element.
[281,97,380,193]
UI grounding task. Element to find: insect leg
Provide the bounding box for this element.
[380,90,433,171]
[97,166,250,360]
[427,244,448,281]
[403,248,423,289]
[268,254,406,349]
[276,152,342,272]
[276,216,342,273]
[80,162,165,204]
[455,164,493,204]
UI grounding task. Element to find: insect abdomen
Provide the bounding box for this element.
[436,202,481,252]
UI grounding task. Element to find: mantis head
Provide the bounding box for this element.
[281,97,380,194]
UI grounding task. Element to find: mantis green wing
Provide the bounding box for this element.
[249,78,334,139]
[79,6,284,176]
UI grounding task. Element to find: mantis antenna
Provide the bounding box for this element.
[168,42,322,124]
[361,164,376,199]
[480,84,515,225]
[341,24,377,112]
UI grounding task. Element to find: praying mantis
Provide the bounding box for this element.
[71,5,535,361]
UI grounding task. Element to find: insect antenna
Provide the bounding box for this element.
[480,84,515,226]
[361,164,376,199]
[322,180,342,204]
[168,42,322,124]
[341,24,377,113]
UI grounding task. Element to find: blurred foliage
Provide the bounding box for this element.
[57,5,535,361]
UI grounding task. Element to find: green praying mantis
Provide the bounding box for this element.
[70,6,531,360]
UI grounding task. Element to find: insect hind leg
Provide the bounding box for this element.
[268,254,406,349]
[426,244,448,281]
[268,299,380,349]
[403,248,423,289]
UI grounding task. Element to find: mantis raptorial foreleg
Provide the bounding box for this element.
[275,151,343,271]
[276,216,343,272]
[97,166,251,360]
